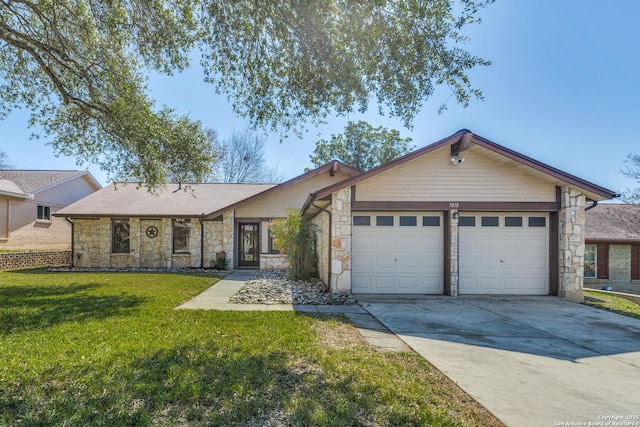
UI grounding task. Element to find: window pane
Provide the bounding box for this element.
[528,217,546,227]
[481,216,499,227]
[36,205,50,220]
[376,216,394,226]
[458,216,476,226]
[112,219,130,253]
[353,216,371,226]
[173,219,191,253]
[399,216,417,226]
[584,245,596,262]
[505,217,523,227]
[422,216,440,226]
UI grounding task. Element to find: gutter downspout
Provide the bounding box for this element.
[311,202,332,287]
[585,201,598,211]
[199,217,205,268]
[64,217,74,268]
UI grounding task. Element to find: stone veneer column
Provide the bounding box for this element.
[449,210,460,296]
[223,210,235,269]
[330,187,351,295]
[558,187,586,302]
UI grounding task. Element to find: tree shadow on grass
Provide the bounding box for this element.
[1,343,434,427]
[0,283,147,335]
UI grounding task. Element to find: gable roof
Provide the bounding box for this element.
[585,204,640,243]
[303,130,617,211]
[204,161,360,219]
[0,170,101,195]
[56,182,276,218]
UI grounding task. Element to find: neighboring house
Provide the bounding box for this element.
[0,170,101,250]
[584,203,640,293]
[55,130,617,302]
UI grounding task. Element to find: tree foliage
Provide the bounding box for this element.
[0,149,15,169]
[310,121,415,171]
[1,0,492,190]
[620,154,640,202]
[206,128,284,183]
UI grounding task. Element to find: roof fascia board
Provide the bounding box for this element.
[32,171,102,194]
[0,190,31,199]
[470,134,617,199]
[311,130,616,201]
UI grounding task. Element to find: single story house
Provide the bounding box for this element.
[584,203,640,294]
[0,170,101,250]
[56,130,617,302]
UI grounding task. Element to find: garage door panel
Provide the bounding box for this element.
[460,213,549,295]
[353,212,443,294]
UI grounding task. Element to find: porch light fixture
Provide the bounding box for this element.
[452,212,459,220]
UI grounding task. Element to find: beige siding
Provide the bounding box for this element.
[36,177,98,206]
[0,198,8,238]
[0,199,71,250]
[236,171,352,218]
[261,220,269,253]
[356,146,556,202]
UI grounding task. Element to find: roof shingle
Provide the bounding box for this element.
[585,204,640,242]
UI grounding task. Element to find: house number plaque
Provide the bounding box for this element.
[145,226,158,238]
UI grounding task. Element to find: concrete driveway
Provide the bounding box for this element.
[359,296,640,427]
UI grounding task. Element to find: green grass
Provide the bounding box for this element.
[584,290,640,320]
[0,269,500,426]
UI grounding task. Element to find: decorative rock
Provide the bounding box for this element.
[229,270,357,305]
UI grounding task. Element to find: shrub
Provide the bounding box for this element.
[269,209,318,280]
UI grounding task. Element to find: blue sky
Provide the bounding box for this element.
[0,0,638,198]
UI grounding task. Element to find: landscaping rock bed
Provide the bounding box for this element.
[229,270,357,305]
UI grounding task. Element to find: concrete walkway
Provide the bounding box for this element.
[176,270,408,352]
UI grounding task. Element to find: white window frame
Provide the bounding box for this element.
[36,205,51,221]
[584,244,597,278]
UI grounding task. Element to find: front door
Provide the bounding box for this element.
[238,223,259,267]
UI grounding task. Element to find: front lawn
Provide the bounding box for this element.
[584,290,640,320]
[0,269,500,426]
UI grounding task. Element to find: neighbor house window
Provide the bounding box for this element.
[173,219,191,253]
[112,219,130,254]
[36,205,51,221]
[584,244,596,278]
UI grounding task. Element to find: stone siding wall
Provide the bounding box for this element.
[312,210,330,286]
[329,188,351,294]
[72,217,223,268]
[558,187,586,302]
[449,210,460,296]
[260,254,289,270]
[0,251,71,270]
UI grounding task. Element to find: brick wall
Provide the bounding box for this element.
[0,251,71,271]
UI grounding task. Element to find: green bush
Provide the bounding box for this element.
[269,209,318,280]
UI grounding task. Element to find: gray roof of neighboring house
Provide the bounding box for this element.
[0,170,100,194]
[56,182,277,217]
[585,204,640,242]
